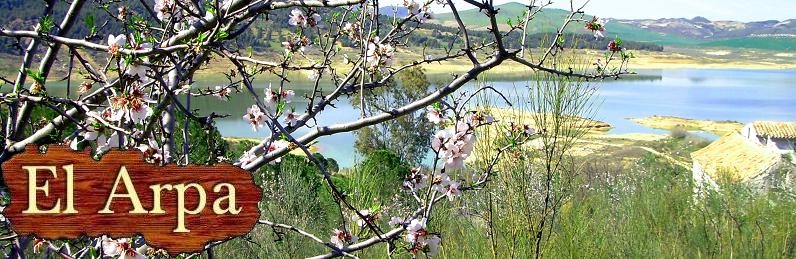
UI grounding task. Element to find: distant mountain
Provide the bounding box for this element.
[612,17,796,40]
[432,2,796,50]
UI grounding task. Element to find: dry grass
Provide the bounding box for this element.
[629,115,744,136]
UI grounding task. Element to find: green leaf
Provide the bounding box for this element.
[38,15,55,33]
[25,69,45,84]
[84,14,96,34]
[215,30,229,41]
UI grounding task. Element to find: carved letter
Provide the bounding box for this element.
[149,184,173,214]
[173,183,206,233]
[99,166,147,214]
[212,183,241,215]
[22,166,60,214]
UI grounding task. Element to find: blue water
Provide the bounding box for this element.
[205,69,796,167]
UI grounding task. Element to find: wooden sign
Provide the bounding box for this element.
[1,145,262,254]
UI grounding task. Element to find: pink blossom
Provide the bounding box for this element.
[284,110,299,126]
[265,140,289,163]
[288,9,322,28]
[243,104,267,131]
[426,106,444,124]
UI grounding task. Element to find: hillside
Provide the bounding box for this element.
[431,2,697,46]
[432,2,796,50]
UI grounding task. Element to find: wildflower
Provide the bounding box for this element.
[426,106,444,124]
[243,105,267,131]
[584,17,606,39]
[107,34,127,55]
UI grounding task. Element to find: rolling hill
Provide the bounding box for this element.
[431,2,796,50]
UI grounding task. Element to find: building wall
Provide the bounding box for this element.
[769,138,796,153]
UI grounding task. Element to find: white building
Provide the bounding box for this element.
[692,121,796,191]
[741,121,796,154]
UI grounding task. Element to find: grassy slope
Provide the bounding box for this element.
[700,37,796,51]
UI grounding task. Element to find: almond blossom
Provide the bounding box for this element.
[388,216,406,227]
[288,9,322,28]
[78,82,92,94]
[342,22,361,40]
[154,0,178,21]
[98,131,126,154]
[264,85,295,110]
[426,106,444,124]
[431,121,476,169]
[243,104,267,131]
[405,218,442,256]
[235,151,258,168]
[101,236,146,259]
[403,167,429,192]
[282,36,310,54]
[137,138,163,165]
[350,209,378,228]
[107,34,127,55]
[330,228,357,248]
[608,39,623,52]
[284,110,299,126]
[365,37,395,69]
[265,140,290,163]
[214,85,230,101]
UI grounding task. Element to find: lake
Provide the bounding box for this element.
[8,69,796,167]
[196,69,796,167]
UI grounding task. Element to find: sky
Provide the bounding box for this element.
[382,0,796,22]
